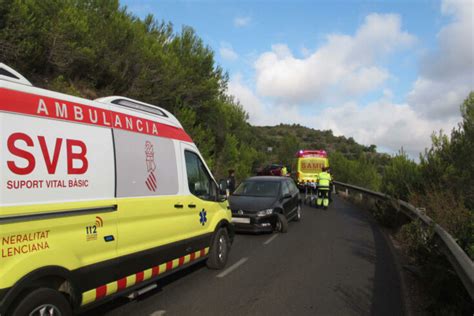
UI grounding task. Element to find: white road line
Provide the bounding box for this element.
[149,311,166,316]
[216,257,248,278]
[263,234,278,245]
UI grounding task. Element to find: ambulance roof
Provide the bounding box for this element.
[296,149,327,158]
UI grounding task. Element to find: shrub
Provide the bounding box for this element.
[381,149,422,201]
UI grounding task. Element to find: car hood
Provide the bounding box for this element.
[228,195,277,213]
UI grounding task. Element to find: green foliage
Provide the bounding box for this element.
[329,151,382,191]
[381,149,422,201]
[398,220,436,264]
[398,220,473,315]
[419,92,474,210]
[276,134,300,168]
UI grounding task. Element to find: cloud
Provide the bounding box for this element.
[234,16,251,27]
[219,42,238,61]
[228,75,307,126]
[228,75,463,157]
[227,74,266,124]
[254,13,415,103]
[408,0,473,119]
[318,99,459,156]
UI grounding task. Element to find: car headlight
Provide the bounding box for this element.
[256,208,273,217]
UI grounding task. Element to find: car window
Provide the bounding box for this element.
[233,181,280,197]
[184,151,217,201]
[281,181,290,196]
[288,180,298,194]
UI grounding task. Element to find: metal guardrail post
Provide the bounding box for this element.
[333,180,474,299]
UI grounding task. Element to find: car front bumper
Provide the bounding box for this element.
[231,214,276,233]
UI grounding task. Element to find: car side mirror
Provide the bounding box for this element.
[281,193,291,200]
[217,194,227,202]
[218,179,228,195]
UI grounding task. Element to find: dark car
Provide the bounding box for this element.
[256,164,283,176]
[228,176,301,233]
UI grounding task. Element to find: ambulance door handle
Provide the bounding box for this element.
[188,203,196,208]
[174,203,184,209]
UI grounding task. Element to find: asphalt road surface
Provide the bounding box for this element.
[89,196,404,316]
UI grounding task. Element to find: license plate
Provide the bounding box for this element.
[232,217,250,224]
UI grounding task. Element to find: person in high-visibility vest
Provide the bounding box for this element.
[316,167,332,208]
[281,165,288,176]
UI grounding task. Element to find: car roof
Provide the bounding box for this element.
[245,176,288,182]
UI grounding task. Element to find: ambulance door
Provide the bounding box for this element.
[113,128,196,264]
[180,143,220,238]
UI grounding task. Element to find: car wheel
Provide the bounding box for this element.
[10,288,72,316]
[206,228,230,270]
[294,204,302,222]
[275,213,288,233]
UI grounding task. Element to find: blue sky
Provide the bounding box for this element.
[122,0,473,157]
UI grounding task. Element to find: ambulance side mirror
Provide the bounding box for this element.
[218,179,228,195]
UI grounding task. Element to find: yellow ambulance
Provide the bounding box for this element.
[0,63,233,315]
[294,149,329,188]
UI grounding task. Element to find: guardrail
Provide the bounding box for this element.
[333,180,474,300]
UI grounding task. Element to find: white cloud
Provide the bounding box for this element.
[227,74,266,124]
[234,16,251,27]
[318,99,459,156]
[254,13,415,103]
[227,75,308,126]
[408,0,473,119]
[219,43,238,61]
[228,75,461,157]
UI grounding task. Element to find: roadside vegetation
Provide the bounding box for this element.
[1,1,472,313]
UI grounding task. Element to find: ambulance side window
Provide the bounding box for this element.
[184,151,217,201]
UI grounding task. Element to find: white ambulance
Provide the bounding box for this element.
[0,63,233,316]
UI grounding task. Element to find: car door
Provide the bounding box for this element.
[288,179,300,214]
[280,180,293,217]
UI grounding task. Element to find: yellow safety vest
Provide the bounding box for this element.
[318,171,332,187]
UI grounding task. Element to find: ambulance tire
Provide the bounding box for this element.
[206,228,230,270]
[10,288,72,316]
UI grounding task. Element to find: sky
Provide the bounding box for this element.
[122,0,474,158]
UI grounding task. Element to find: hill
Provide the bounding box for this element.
[253,123,379,165]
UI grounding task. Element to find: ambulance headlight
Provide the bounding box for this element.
[257,209,273,217]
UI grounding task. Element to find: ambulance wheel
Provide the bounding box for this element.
[275,213,288,233]
[207,228,230,270]
[10,288,72,316]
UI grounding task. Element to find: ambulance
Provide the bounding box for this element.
[0,63,234,316]
[294,149,329,188]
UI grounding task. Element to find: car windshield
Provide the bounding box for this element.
[233,181,280,197]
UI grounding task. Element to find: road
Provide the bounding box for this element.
[89,196,404,316]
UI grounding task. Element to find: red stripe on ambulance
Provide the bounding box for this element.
[117,278,127,291]
[135,271,144,283]
[95,285,107,300]
[0,88,192,142]
[166,261,173,272]
[86,247,209,305]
